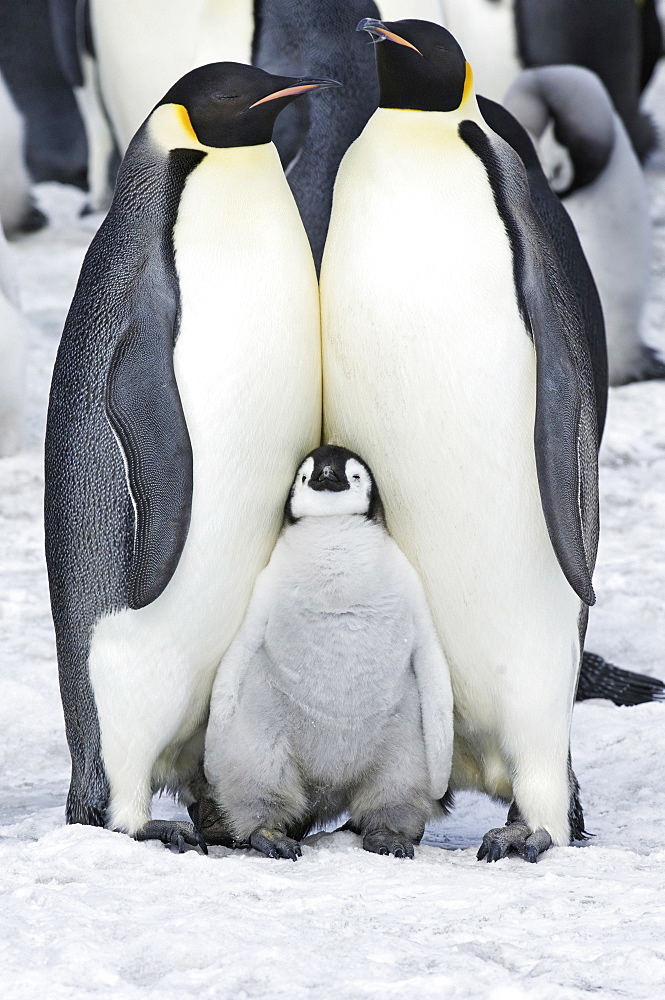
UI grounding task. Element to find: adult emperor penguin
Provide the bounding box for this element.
[505,65,663,386]
[45,62,333,847]
[204,446,454,860]
[441,0,661,161]
[321,19,599,861]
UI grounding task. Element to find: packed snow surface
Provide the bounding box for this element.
[1,60,665,1000]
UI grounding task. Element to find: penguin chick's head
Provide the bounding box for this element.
[157,63,340,147]
[286,446,384,524]
[357,18,472,113]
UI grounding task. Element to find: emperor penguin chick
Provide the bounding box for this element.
[204,446,454,861]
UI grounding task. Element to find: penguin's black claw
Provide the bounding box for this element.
[363,830,415,859]
[134,820,208,854]
[188,797,235,848]
[477,823,552,863]
[249,828,302,861]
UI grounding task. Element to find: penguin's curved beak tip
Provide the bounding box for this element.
[298,78,342,91]
[357,18,423,55]
[357,17,387,39]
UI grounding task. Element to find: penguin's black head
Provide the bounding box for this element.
[357,18,472,113]
[157,63,340,148]
[285,446,385,525]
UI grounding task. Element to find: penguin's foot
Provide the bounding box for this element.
[188,799,246,848]
[249,828,302,861]
[614,345,665,385]
[362,830,415,859]
[477,823,552,863]
[134,820,208,855]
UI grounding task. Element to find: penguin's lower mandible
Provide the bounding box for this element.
[203,446,454,861]
[321,18,599,862]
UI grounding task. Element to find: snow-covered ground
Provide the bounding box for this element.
[1,64,665,1000]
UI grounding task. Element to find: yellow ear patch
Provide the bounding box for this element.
[173,104,200,144]
[461,62,474,107]
[148,102,209,153]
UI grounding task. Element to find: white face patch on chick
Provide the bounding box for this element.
[289,457,373,519]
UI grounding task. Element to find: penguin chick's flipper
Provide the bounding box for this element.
[576,651,665,706]
[250,828,302,861]
[460,123,599,606]
[477,824,552,864]
[106,311,193,610]
[363,830,415,860]
[134,820,208,854]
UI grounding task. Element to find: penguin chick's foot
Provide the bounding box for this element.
[477,822,552,863]
[188,799,245,848]
[134,820,208,855]
[250,828,302,861]
[363,830,415,859]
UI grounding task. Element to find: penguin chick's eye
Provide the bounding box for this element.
[353,475,361,481]
[302,475,307,483]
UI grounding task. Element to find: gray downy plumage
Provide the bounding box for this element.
[204,446,454,860]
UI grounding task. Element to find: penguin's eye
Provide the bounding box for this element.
[353,475,361,481]
[302,475,307,484]
[215,94,240,101]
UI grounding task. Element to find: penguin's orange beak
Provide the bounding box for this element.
[250,79,341,108]
[357,18,423,56]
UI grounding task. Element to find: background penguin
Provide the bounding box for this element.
[252,0,381,269]
[204,446,454,860]
[441,0,662,161]
[44,62,331,848]
[68,0,380,270]
[504,65,663,386]
[49,0,120,213]
[0,223,27,456]
[321,18,599,862]
[0,0,87,190]
[0,72,46,236]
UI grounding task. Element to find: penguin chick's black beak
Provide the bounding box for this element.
[309,466,349,492]
[357,18,423,56]
[249,78,341,108]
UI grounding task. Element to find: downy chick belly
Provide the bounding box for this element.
[89,145,321,767]
[322,115,581,793]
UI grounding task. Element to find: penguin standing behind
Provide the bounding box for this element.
[441,0,661,161]
[0,71,44,236]
[204,447,454,860]
[321,20,599,862]
[45,63,332,848]
[505,65,664,386]
[0,223,27,456]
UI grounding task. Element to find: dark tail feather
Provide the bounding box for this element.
[577,651,665,706]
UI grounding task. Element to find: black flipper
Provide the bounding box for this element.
[477,95,608,443]
[460,120,599,606]
[577,651,665,706]
[106,301,192,611]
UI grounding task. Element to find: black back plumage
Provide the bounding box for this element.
[0,0,87,188]
[253,0,380,271]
